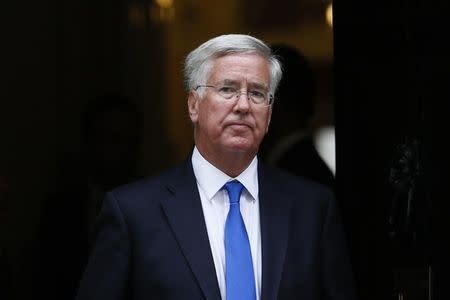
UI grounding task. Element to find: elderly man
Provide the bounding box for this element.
[76,34,355,300]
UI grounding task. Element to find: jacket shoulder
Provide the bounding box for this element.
[107,160,192,205]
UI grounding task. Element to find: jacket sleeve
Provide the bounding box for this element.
[76,191,131,300]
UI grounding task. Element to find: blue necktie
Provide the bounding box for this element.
[224,180,256,300]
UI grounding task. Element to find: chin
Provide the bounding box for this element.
[223,141,256,154]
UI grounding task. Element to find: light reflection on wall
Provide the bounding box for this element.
[326,3,333,28]
[314,125,336,175]
[128,0,175,26]
[151,0,175,23]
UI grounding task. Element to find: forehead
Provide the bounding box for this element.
[208,53,270,86]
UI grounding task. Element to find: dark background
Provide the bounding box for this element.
[2,0,448,299]
[334,0,449,299]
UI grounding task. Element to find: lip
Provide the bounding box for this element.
[226,122,251,129]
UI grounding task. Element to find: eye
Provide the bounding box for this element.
[249,90,265,102]
[217,86,237,98]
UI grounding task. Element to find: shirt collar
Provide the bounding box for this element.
[191,147,259,202]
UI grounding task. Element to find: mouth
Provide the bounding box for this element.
[226,122,251,130]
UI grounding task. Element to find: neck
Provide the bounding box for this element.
[196,145,255,178]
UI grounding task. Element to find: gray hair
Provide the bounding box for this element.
[184,34,282,97]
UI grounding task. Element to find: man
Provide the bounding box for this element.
[76,34,355,300]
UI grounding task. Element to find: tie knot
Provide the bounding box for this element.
[224,180,244,204]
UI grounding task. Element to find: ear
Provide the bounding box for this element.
[188,90,199,124]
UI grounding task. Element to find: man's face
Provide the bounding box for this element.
[188,53,272,160]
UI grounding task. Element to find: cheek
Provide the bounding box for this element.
[199,103,227,126]
[197,106,221,135]
[257,111,271,132]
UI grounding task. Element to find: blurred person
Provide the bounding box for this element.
[35,94,143,300]
[79,94,143,237]
[259,44,335,189]
[76,34,354,300]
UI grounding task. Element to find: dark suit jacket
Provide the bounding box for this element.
[76,159,355,300]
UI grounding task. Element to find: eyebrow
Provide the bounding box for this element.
[219,79,268,90]
[220,79,239,86]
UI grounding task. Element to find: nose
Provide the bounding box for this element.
[234,91,251,100]
[233,91,250,112]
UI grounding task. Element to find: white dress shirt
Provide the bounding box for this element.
[191,147,262,300]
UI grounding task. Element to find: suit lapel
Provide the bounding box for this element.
[259,164,292,300]
[160,161,221,300]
